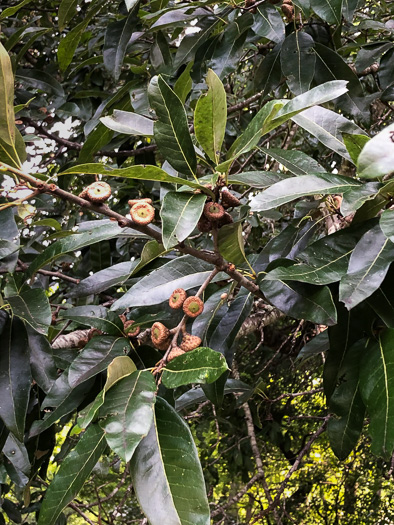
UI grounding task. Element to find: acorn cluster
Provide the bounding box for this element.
[150,288,204,361]
[79,181,112,203]
[128,198,155,225]
[198,188,241,233]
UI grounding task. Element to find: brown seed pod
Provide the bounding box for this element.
[87,328,102,340]
[167,347,185,362]
[154,337,171,351]
[180,334,202,352]
[217,211,233,228]
[79,188,88,199]
[119,314,127,324]
[151,322,170,346]
[124,320,140,337]
[197,215,213,233]
[281,1,294,21]
[128,198,153,207]
[183,296,204,318]
[169,288,187,309]
[221,189,241,208]
[77,336,89,349]
[85,181,112,203]
[204,202,225,221]
[130,202,155,225]
[333,196,343,210]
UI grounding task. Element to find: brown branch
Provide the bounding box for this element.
[13,261,80,284]
[68,502,96,525]
[52,329,89,349]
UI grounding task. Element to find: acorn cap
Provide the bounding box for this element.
[128,198,153,206]
[180,334,202,352]
[151,322,170,345]
[86,181,112,203]
[124,320,140,337]
[168,347,186,362]
[203,202,225,221]
[154,337,171,351]
[183,296,204,318]
[79,188,88,199]
[217,211,233,228]
[87,328,102,340]
[130,202,155,225]
[169,288,187,309]
[221,189,241,208]
[197,215,212,232]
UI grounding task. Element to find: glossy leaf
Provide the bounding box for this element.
[7,288,51,335]
[194,69,227,164]
[0,0,34,20]
[68,261,135,298]
[192,286,229,342]
[58,0,78,31]
[228,170,293,188]
[60,306,124,336]
[311,0,343,24]
[148,75,197,179]
[253,4,285,43]
[162,347,229,388]
[254,44,282,96]
[0,208,19,272]
[201,371,229,408]
[343,133,370,164]
[340,182,381,215]
[161,192,206,249]
[103,9,137,81]
[260,147,325,175]
[0,42,15,146]
[250,173,361,211]
[28,329,57,394]
[130,397,210,525]
[218,222,248,266]
[357,122,394,179]
[0,316,30,441]
[15,68,64,96]
[131,240,167,276]
[37,425,107,525]
[281,32,315,95]
[100,110,154,136]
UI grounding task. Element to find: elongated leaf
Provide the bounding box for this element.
[253,4,285,43]
[161,192,207,249]
[340,182,381,215]
[217,222,248,266]
[311,0,343,24]
[37,424,107,525]
[0,208,19,272]
[0,130,25,169]
[111,255,226,310]
[342,133,370,164]
[0,316,30,441]
[201,370,229,408]
[357,122,394,179]
[192,286,229,341]
[131,239,167,276]
[339,224,394,309]
[100,109,154,136]
[16,68,64,96]
[228,170,292,188]
[28,329,57,394]
[359,330,394,458]
[148,75,197,178]
[0,43,15,147]
[60,306,124,336]
[68,261,134,298]
[162,348,228,388]
[281,32,315,95]
[0,0,34,20]
[58,0,78,31]
[8,288,51,335]
[250,173,361,211]
[260,147,325,175]
[99,370,156,461]
[130,397,210,525]
[194,69,227,164]
[328,339,366,460]
[380,209,394,241]
[103,9,137,81]
[78,123,113,163]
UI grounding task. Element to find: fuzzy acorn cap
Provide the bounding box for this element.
[221,189,241,208]
[203,202,225,221]
[183,296,204,318]
[128,198,153,207]
[180,334,202,352]
[168,346,185,362]
[124,320,140,337]
[154,337,171,351]
[151,322,170,346]
[197,215,213,233]
[218,211,233,228]
[79,188,88,199]
[85,181,112,203]
[130,202,155,225]
[169,288,187,309]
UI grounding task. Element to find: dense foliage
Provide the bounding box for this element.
[0,0,394,523]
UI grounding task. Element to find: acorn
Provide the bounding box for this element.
[85,181,112,203]
[130,202,155,225]
[217,211,233,228]
[221,189,241,208]
[180,334,201,352]
[79,188,88,199]
[183,296,204,318]
[203,202,225,221]
[128,198,153,206]
[168,347,185,362]
[87,328,102,340]
[151,322,170,346]
[154,338,171,351]
[124,320,140,337]
[197,215,213,233]
[169,288,187,309]
[281,0,294,22]
[77,336,89,349]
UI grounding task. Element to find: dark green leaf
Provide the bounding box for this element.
[58,0,78,31]
[343,133,370,164]
[103,9,137,81]
[16,69,64,97]
[68,261,134,298]
[78,124,113,163]
[192,286,229,342]
[217,222,248,266]
[0,208,19,272]
[260,147,325,175]
[175,378,251,411]
[60,306,124,335]
[228,170,293,188]
[340,182,381,215]
[173,61,193,103]
[311,0,343,24]
[3,434,30,476]
[254,44,282,96]
[8,288,51,335]
[281,32,315,95]
[297,330,329,363]
[201,371,229,409]
[253,4,285,43]
[0,0,34,20]
[28,329,57,394]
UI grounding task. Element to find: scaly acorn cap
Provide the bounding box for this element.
[124,320,140,337]
[168,346,185,362]
[79,188,88,199]
[130,202,155,225]
[85,181,112,203]
[221,189,241,208]
[169,288,187,309]
[151,322,170,345]
[203,202,225,221]
[154,337,171,351]
[128,198,153,206]
[197,215,213,233]
[180,334,202,352]
[183,296,204,318]
[217,211,233,228]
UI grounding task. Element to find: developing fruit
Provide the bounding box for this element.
[180,334,201,352]
[183,296,204,318]
[151,322,170,346]
[203,202,225,221]
[197,215,212,232]
[128,198,152,206]
[168,347,185,361]
[124,320,140,337]
[130,202,155,225]
[169,288,187,309]
[154,338,171,351]
[85,181,112,203]
[221,189,241,208]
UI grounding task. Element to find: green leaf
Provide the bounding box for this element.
[367,269,394,328]
[78,123,113,163]
[37,425,107,525]
[250,173,361,211]
[339,224,394,309]
[58,0,78,31]
[254,44,282,96]
[292,106,366,161]
[68,261,134,298]
[0,43,16,146]
[217,222,248,266]
[16,69,64,97]
[130,397,210,525]
[148,75,197,179]
[173,60,193,103]
[111,255,226,310]
[162,347,229,389]
[201,371,229,409]
[100,109,154,136]
[0,0,34,20]
[357,122,394,179]
[340,182,381,215]
[359,330,394,458]
[227,170,293,188]
[68,336,132,387]
[28,329,57,394]
[0,208,19,272]
[103,9,137,81]
[328,339,366,460]
[343,133,370,164]
[311,0,343,24]
[260,148,325,176]
[7,288,51,335]
[60,306,124,336]
[0,129,25,169]
[161,192,206,249]
[281,32,316,95]
[192,286,230,342]
[0,316,30,441]
[253,4,285,43]
[131,240,167,276]
[99,370,157,461]
[194,69,227,164]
